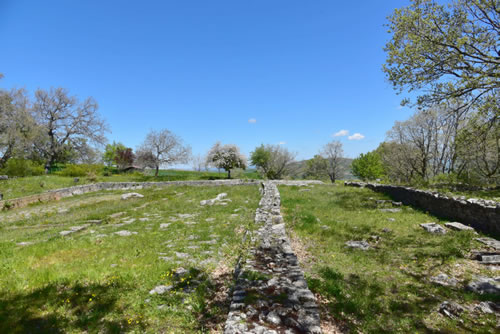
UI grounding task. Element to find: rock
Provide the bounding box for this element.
[387,218,396,222]
[346,240,371,250]
[86,220,102,224]
[265,311,282,325]
[466,276,500,295]
[60,224,89,236]
[114,230,138,236]
[110,263,117,267]
[139,218,149,222]
[159,223,170,229]
[439,301,465,318]
[159,256,172,262]
[121,193,144,200]
[200,193,229,206]
[174,267,188,278]
[380,208,402,213]
[420,223,447,234]
[475,237,500,250]
[391,201,402,206]
[473,251,500,264]
[474,301,498,314]
[445,222,475,232]
[430,273,458,287]
[16,241,33,246]
[149,285,173,295]
[73,177,79,183]
[298,188,311,192]
[382,227,392,233]
[205,218,215,222]
[175,252,190,259]
[110,212,125,219]
[0,175,8,180]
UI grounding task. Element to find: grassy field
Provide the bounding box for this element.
[0,184,260,333]
[279,184,499,333]
[0,169,261,200]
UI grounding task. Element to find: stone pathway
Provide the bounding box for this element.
[224,182,322,334]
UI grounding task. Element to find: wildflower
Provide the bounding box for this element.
[89,298,92,302]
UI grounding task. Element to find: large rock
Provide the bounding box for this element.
[420,223,447,234]
[0,175,8,180]
[445,222,475,232]
[121,192,144,200]
[475,237,500,251]
[466,276,500,295]
[346,240,371,250]
[430,273,458,287]
[149,285,173,295]
[114,230,138,236]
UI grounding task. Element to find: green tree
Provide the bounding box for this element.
[103,142,126,167]
[384,0,499,113]
[351,151,385,181]
[305,155,328,179]
[250,144,295,179]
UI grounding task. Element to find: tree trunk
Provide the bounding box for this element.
[155,165,159,177]
[227,169,231,179]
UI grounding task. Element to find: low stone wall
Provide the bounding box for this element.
[0,179,261,211]
[345,181,500,237]
[225,181,321,333]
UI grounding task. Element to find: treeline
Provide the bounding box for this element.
[352,0,499,186]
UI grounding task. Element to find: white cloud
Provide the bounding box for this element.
[248,118,257,124]
[278,141,286,145]
[348,133,365,140]
[333,129,349,137]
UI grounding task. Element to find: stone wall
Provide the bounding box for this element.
[345,181,500,237]
[0,179,261,211]
[225,181,321,333]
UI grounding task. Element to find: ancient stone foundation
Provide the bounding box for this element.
[225,181,322,334]
[345,181,500,237]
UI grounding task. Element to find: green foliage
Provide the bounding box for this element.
[250,145,271,170]
[1,159,44,177]
[56,164,104,177]
[103,142,127,167]
[305,155,328,180]
[249,144,295,179]
[351,151,385,181]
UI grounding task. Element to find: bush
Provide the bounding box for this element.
[1,159,44,177]
[57,164,104,177]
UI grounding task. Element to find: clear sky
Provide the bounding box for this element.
[0,0,414,162]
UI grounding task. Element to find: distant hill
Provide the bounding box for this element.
[288,157,354,180]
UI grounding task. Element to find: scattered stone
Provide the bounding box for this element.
[73,177,80,183]
[474,301,498,314]
[57,208,69,214]
[382,227,392,233]
[387,218,396,222]
[0,175,8,180]
[110,212,125,219]
[149,285,173,295]
[110,264,117,267]
[174,267,188,278]
[439,301,465,319]
[200,193,229,206]
[476,237,500,250]
[178,213,197,219]
[430,273,458,287]
[175,252,190,259]
[265,311,282,325]
[159,223,171,230]
[86,219,102,224]
[139,217,149,222]
[379,208,402,213]
[420,223,447,234]
[391,201,402,206]
[205,218,215,222]
[121,192,144,200]
[159,256,172,262]
[59,224,89,236]
[95,234,107,238]
[445,222,475,232]
[466,276,500,295]
[298,188,311,192]
[114,230,138,237]
[230,214,239,218]
[16,241,33,246]
[346,240,371,250]
[187,235,198,240]
[320,225,330,230]
[122,218,136,224]
[184,221,197,226]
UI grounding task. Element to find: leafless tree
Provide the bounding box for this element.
[32,87,108,170]
[0,88,38,167]
[321,140,344,183]
[137,129,191,176]
[191,153,207,172]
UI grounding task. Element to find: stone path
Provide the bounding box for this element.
[224,182,322,334]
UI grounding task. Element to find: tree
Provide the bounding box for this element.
[137,129,191,176]
[115,147,135,171]
[305,155,328,179]
[250,144,296,179]
[191,153,207,172]
[351,151,386,181]
[0,88,38,167]
[321,140,345,183]
[384,0,499,115]
[206,142,246,179]
[32,87,108,171]
[103,142,127,167]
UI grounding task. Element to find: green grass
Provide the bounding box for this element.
[0,169,261,200]
[0,184,260,333]
[279,184,498,333]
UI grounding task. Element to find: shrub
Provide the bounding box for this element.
[57,164,104,177]
[1,159,44,177]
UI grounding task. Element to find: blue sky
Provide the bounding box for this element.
[0,0,414,162]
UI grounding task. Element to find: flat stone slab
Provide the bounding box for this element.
[121,192,144,200]
[149,285,173,295]
[379,208,402,213]
[16,241,33,246]
[346,240,371,250]
[430,273,458,287]
[445,222,475,232]
[420,223,447,234]
[114,230,138,236]
[476,237,500,250]
[159,223,170,229]
[466,276,500,295]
